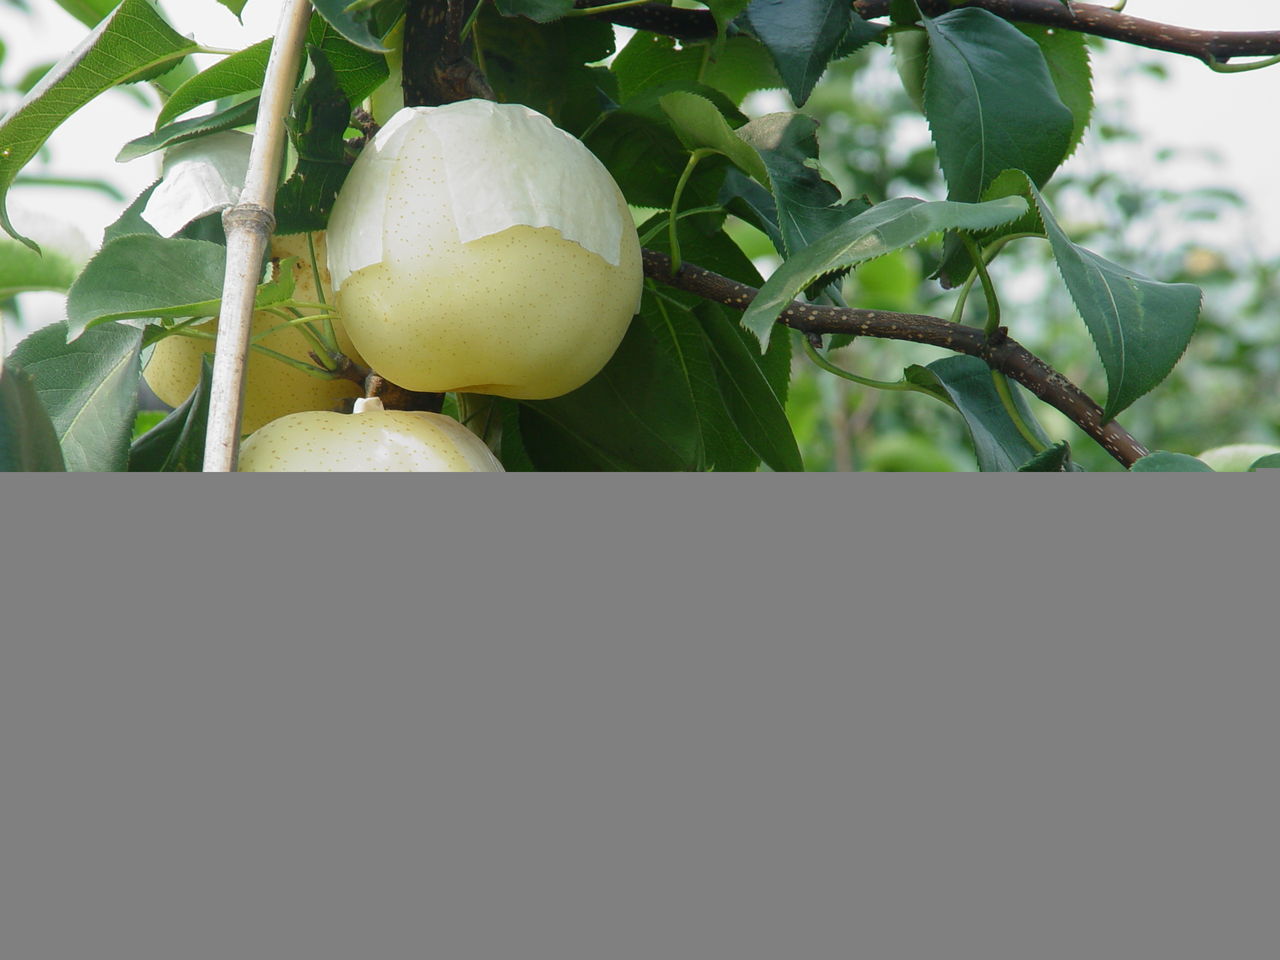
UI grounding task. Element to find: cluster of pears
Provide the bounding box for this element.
[144,101,643,472]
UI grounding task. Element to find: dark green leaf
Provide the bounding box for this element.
[494,0,574,22]
[832,10,888,60]
[586,98,729,210]
[734,111,865,257]
[1129,452,1215,472]
[1249,454,1280,472]
[309,0,388,52]
[0,0,200,250]
[1017,440,1075,472]
[129,355,211,471]
[907,356,1054,472]
[275,44,354,234]
[922,8,1074,202]
[889,0,920,26]
[116,97,259,162]
[742,0,860,106]
[1026,179,1202,421]
[519,315,706,471]
[218,0,247,19]
[477,4,615,136]
[1,359,67,471]
[520,222,765,473]
[7,320,142,471]
[1019,24,1093,160]
[66,236,228,339]
[612,32,781,106]
[741,195,1028,346]
[695,302,803,471]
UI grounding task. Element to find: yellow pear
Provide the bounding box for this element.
[143,232,366,435]
[326,100,642,400]
[237,399,504,472]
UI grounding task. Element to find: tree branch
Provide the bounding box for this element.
[403,0,493,107]
[579,0,1280,64]
[642,249,1150,468]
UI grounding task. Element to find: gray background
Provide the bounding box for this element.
[2,475,1275,960]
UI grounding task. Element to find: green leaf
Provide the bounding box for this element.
[309,0,388,52]
[741,195,1028,346]
[494,0,574,22]
[131,410,168,438]
[705,0,753,37]
[734,111,864,258]
[0,0,199,250]
[1,234,84,297]
[7,320,142,471]
[586,98,730,210]
[218,0,247,19]
[117,97,259,162]
[1018,24,1093,160]
[521,214,767,472]
[1017,440,1074,472]
[305,15,392,105]
[66,236,228,339]
[275,44,354,234]
[1025,179,1202,421]
[890,28,928,112]
[659,91,769,184]
[129,355,211,471]
[477,5,616,136]
[907,356,1053,472]
[1249,454,1280,472]
[922,8,1074,203]
[1129,452,1215,473]
[156,18,386,130]
[519,315,709,471]
[50,0,116,28]
[612,32,781,106]
[155,38,271,127]
[741,0,862,106]
[694,302,803,471]
[1,359,67,471]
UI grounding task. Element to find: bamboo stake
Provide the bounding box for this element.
[203,0,313,472]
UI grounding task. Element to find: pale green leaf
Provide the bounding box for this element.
[1129,452,1215,472]
[0,0,198,250]
[659,91,769,185]
[741,195,1028,346]
[6,320,142,471]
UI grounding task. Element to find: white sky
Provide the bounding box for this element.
[2,0,1278,329]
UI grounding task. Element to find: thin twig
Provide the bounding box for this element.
[642,249,1150,468]
[579,0,1280,63]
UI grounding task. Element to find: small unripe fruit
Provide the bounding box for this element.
[238,400,504,472]
[326,100,643,400]
[143,233,364,435]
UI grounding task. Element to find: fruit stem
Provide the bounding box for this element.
[304,232,340,355]
[668,148,712,273]
[801,337,954,403]
[991,370,1047,453]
